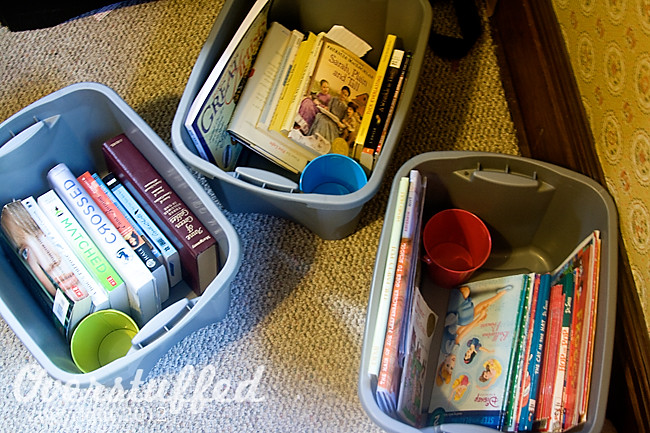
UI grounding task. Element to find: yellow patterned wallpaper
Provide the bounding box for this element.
[552,0,650,333]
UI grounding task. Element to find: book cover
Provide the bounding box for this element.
[286,37,376,157]
[37,190,128,313]
[427,274,528,429]
[102,134,219,296]
[396,279,437,427]
[352,34,396,162]
[47,163,159,327]
[103,173,182,288]
[368,175,410,377]
[1,200,92,340]
[184,0,271,170]
[376,169,425,415]
[22,196,110,313]
[78,171,170,304]
[228,21,319,173]
[359,48,404,171]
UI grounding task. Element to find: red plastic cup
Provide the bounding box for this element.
[422,209,491,288]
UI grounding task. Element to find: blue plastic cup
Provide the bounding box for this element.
[299,154,368,195]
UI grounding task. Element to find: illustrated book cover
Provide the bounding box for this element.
[184,0,271,170]
[427,273,530,429]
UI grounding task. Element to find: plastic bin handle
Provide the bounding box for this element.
[130,297,199,350]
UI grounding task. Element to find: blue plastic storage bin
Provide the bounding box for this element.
[359,152,618,433]
[0,82,241,387]
[171,0,432,240]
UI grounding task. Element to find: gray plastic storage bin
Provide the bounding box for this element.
[359,152,618,433]
[171,0,432,240]
[0,83,241,387]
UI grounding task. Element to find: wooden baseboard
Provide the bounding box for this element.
[489,1,650,432]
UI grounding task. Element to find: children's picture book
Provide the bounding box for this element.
[285,36,376,158]
[184,0,271,171]
[427,273,530,429]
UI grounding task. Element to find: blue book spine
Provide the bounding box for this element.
[519,273,551,430]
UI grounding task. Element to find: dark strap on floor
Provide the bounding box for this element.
[429,0,483,60]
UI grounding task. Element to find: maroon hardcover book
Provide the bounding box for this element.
[102,134,218,295]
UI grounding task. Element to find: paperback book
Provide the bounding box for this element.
[0,200,93,340]
[427,273,530,429]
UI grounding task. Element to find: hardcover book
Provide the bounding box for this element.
[1,200,93,340]
[47,163,160,327]
[103,173,182,288]
[427,273,529,429]
[184,0,271,170]
[79,172,170,303]
[37,190,128,313]
[102,134,219,295]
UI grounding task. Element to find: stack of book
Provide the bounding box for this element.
[184,0,411,177]
[368,175,602,432]
[0,133,220,341]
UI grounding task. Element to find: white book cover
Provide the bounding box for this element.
[47,163,160,326]
[22,196,110,313]
[37,190,129,313]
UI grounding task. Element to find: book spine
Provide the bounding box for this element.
[533,283,565,432]
[353,34,397,161]
[562,264,586,430]
[258,29,303,129]
[47,163,159,327]
[280,33,325,133]
[520,272,551,431]
[502,273,534,431]
[22,196,109,313]
[515,273,540,431]
[89,173,170,303]
[101,134,219,295]
[547,271,574,432]
[269,33,316,132]
[374,51,412,161]
[376,169,423,415]
[368,176,410,377]
[37,190,126,312]
[103,173,182,288]
[359,48,404,171]
[578,234,600,422]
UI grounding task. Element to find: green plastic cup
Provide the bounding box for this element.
[70,309,139,373]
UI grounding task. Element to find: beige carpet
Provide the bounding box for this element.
[0,1,519,431]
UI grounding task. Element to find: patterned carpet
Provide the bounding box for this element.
[0,1,519,431]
